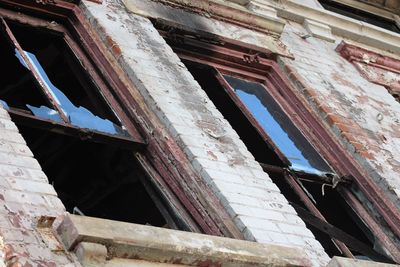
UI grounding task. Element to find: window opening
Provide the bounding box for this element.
[19,125,169,227]
[179,59,394,263]
[319,0,400,34]
[1,18,128,137]
[0,16,179,229]
[223,74,332,176]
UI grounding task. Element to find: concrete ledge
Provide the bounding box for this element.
[56,214,311,266]
[303,19,335,42]
[327,256,400,267]
[231,0,400,55]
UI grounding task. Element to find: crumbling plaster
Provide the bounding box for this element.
[80,0,331,265]
[79,0,400,263]
[120,0,400,227]
[279,21,400,211]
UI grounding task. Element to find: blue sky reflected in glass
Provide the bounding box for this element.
[16,50,126,136]
[224,75,331,176]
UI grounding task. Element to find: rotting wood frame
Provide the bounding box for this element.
[0,16,144,150]
[157,24,400,263]
[0,0,244,239]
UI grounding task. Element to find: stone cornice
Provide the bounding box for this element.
[324,0,399,19]
[150,0,285,36]
[226,0,400,56]
[123,0,291,57]
[275,0,400,55]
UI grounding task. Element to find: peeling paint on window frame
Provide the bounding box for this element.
[0,0,245,239]
[159,26,400,261]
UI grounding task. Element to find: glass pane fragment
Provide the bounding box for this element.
[224,75,332,176]
[6,21,129,137]
[24,51,126,135]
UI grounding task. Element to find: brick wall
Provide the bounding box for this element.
[280,22,400,209]
[0,105,80,266]
[0,0,397,265]
[80,0,331,265]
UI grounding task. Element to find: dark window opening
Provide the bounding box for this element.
[267,171,372,257]
[180,60,393,263]
[0,17,177,229]
[18,126,167,227]
[298,180,373,257]
[319,0,400,34]
[184,63,284,167]
[1,19,128,136]
[0,25,51,114]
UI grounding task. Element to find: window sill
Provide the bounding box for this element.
[56,214,311,267]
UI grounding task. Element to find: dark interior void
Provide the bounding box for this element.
[17,125,168,227]
[0,26,51,111]
[184,62,284,167]
[319,0,400,34]
[5,21,123,128]
[182,61,377,259]
[271,171,374,257]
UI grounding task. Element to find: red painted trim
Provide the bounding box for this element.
[214,69,291,166]
[337,41,400,95]
[0,0,244,238]
[164,33,400,259]
[336,41,400,74]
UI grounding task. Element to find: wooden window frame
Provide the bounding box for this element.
[0,0,247,240]
[158,25,400,262]
[0,4,145,149]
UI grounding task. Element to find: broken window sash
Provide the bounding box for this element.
[259,162,338,185]
[282,171,354,257]
[0,18,70,123]
[0,18,129,137]
[8,108,144,150]
[0,33,55,116]
[223,74,333,176]
[22,51,127,136]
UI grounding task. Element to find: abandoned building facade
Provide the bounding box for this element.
[0,0,400,266]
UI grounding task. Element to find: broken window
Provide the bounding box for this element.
[223,74,332,176]
[319,0,400,34]
[0,14,179,229]
[158,25,398,263]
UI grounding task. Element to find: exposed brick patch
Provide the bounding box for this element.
[79,1,330,266]
[280,23,400,221]
[337,41,400,102]
[283,61,372,159]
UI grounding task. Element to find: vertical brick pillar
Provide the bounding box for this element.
[0,105,80,266]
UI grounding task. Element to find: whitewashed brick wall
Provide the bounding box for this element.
[80,0,331,265]
[0,105,81,266]
[280,22,400,209]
